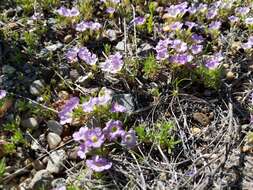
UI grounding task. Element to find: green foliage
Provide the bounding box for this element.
[24,31,39,50]
[16,99,56,119]
[135,121,180,153]
[147,2,156,33]
[195,65,223,89]
[142,54,159,78]
[0,158,6,179]
[104,44,111,56]
[16,0,34,14]
[78,0,94,19]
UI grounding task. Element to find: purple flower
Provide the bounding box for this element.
[85,128,105,148]
[197,3,208,13]
[73,127,89,142]
[245,17,253,25]
[248,36,253,45]
[187,6,197,15]
[228,16,239,23]
[170,53,193,65]
[90,22,102,30]
[78,47,98,65]
[111,102,127,112]
[100,52,123,73]
[97,88,113,105]
[0,90,6,100]
[58,97,80,125]
[250,114,253,124]
[165,2,188,18]
[76,21,90,32]
[31,12,43,20]
[205,54,223,69]
[155,39,171,60]
[82,98,98,113]
[169,21,183,31]
[191,44,203,54]
[86,156,112,172]
[106,7,115,14]
[56,6,80,17]
[76,21,101,32]
[103,120,125,141]
[209,21,221,30]
[132,16,146,26]
[206,7,218,19]
[121,129,137,148]
[241,42,252,50]
[66,47,79,63]
[235,7,250,16]
[185,21,197,30]
[171,39,188,53]
[77,144,89,159]
[191,34,204,44]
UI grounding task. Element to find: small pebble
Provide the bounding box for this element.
[47,132,61,150]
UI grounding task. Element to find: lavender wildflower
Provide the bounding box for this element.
[58,97,79,125]
[78,47,98,65]
[103,120,125,141]
[170,54,193,65]
[155,39,171,60]
[185,21,197,30]
[100,52,123,73]
[132,16,146,26]
[106,7,115,14]
[171,39,188,53]
[85,128,105,148]
[77,144,89,159]
[235,7,250,16]
[82,98,98,113]
[205,53,223,69]
[245,17,253,25]
[209,21,221,30]
[86,156,112,172]
[73,127,89,142]
[228,16,239,23]
[0,90,6,100]
[66,47,79,63]
[197,3,208,13]
[121,129,137,148]
[169,21,183,31]
[56,6,80,17]
[206,7,218,19]
[111,102,127,112]
[191,34,204,44]
[191,44,203,54]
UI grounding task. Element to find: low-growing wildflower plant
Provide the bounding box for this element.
[73,120,137,172]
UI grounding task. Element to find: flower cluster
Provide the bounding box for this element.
[76,21,102,32]
[56,6,80,17]
[66,46,97,65]
[73,120,137,172]
[100,52,124,73]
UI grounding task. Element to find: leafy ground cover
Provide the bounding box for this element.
[0,0,253,189]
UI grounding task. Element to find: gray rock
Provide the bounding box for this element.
[5,8,15,17]
[30,79,45,96]
[46,150,67,174]
[115,41,125,51]
[2,65,16,75]
[51,178,66,188]
[21,117,39,129]
[47,132,61,150]
[45,42,63,51]
[33,160,45,171]
[47,120,63,136]
[106,29,117,41]
[113,94,135,113]
[64,35,73,43]
[29,169,53,189]
[19,178,32,190]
